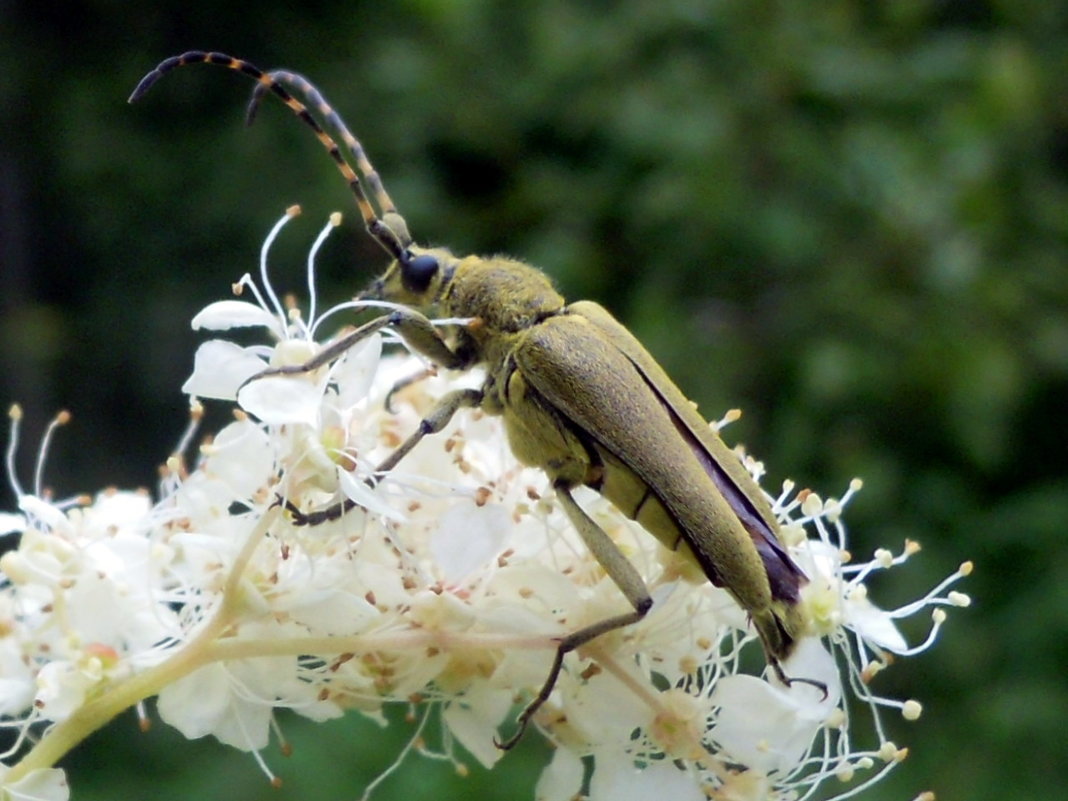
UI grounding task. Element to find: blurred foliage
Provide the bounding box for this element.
[2,1,1067,800]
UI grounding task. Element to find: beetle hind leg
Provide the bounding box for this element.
[495,485,653,750]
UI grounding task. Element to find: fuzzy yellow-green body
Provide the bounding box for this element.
[371,246,808,661]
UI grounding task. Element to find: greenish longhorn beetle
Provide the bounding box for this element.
[130,51,821,748]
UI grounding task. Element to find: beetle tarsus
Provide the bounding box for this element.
[769,656,829,700]
[274,494,356,526]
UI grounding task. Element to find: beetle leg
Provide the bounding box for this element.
[282,387,484,525]
[382,308,470,370]
[245,304,477,525]
[250,307,466,389]
[496,484,653,750]
[374,387,484,474]
[384,365,438,413]
[767,658,829,699]
[249,313,394,382]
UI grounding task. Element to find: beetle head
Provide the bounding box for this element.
[365,247,564,334]
[363,245,458,308]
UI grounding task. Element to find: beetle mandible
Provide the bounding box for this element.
[130,51,820,748]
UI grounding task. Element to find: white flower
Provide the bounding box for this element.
[182,339,269,401]
[589,759,705,801]
[535,747,584,801]
[0,211,970,801]
[0,766,69,801]
[157,660,278,750]
[0,513,25,536]
[710,638,840,775]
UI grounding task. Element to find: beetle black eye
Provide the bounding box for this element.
[402,253,439,294]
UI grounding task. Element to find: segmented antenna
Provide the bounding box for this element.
[129,51,412,263]
[245,70,402,228]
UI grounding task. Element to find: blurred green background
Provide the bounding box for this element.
[2,1,1066,799]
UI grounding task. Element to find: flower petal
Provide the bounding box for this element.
[191,300,282,336]
[332,334,382,411]
[442,684,513,769]
[535,746,584,801]
[589,760,704,801]
[337,470,406,521]
[780,637,842,709]
[0,767,70,801]
[182,340,267,400]
[709,643,837,779]
[157,663,231,740]
[431,501,509,584]
[846,596,909,652]
[237,375,322,425]
[17,496,70,534]
[0,512,26,536]
[204,420,275,497]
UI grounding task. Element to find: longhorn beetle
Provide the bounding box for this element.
[130,51,821,748]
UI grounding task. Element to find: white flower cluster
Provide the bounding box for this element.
[0,209,971,801]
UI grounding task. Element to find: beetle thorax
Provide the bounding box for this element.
[444,256,565,333]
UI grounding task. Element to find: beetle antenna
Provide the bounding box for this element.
[128,51,412,263]
[244,70,403,232]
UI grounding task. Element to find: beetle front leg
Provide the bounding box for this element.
[252,306,467,387]
[496,484,653,750]
[284,387,484,525]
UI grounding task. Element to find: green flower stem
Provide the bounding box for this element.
[7,616,226,781]
[5,503,574,784]
[4,510,277,784]
[205,630,559,661]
